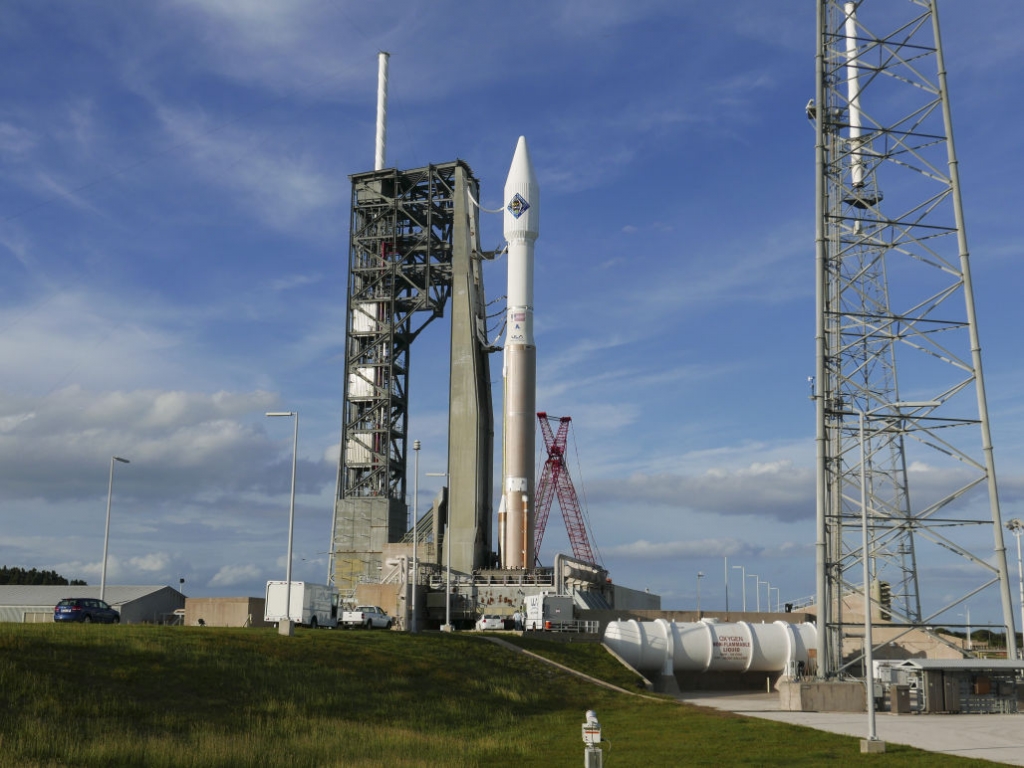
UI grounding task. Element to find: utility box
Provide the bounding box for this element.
[891,685,912,714]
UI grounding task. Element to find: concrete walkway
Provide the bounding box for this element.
[677,691,1024,766]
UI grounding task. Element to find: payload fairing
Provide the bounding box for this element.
[499,136,539,569]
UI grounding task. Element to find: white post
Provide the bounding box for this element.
[426,471,449,629]
[445,522,452,631]
[748,574,759,612]
[696,572,705,613]
[266,411,299,636]
[724,556,729,612]
[733,565,746,611]
[100,456,130,603]
[287,414,298,622]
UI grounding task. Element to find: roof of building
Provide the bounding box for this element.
[888,658,1024,671]
[0,584,180,608]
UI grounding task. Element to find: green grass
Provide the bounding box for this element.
[0,624,998,767]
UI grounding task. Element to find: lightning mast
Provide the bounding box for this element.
[813,0,1017,678]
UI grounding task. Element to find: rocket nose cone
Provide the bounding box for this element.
[508,136,535,183]
[504,136,539,239]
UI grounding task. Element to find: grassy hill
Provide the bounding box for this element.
[0,624,995,767]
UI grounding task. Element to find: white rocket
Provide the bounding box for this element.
[499,136,539,569]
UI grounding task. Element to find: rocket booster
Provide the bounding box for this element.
[500,136,539,569]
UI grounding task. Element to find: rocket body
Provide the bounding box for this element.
[500,136,539,569]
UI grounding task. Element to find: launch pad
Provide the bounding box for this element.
[328,149,654,623]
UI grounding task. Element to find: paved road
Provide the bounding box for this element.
[677,691,1024,766]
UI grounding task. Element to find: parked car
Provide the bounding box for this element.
[54,598,120,624]
[475,614,503,631]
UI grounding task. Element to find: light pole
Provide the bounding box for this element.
[748,574,759,612]
[426,471,449,630]
[733,565,746,611]
[857,401,936,747]
[266,411,298,637]
[959,606,972,651]
[696,571,705,613]
[443,522,453,631]
[100,456,130,603]
[411,440,420,633]
[1006,518,1023,658]
[857,406,881,745]
[771,586,780,613]
[763,580,771,613]
[724,556,729,612]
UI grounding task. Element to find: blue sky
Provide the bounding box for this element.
[1,2,1022,620]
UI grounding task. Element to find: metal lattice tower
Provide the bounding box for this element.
[330,161,493,595]
[534,413,599,566]
[813,0,1017,678]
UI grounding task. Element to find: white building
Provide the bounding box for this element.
[0,585,185,624]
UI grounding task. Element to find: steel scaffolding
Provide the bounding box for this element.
[813,0,1018,677]
[331,161,485,594]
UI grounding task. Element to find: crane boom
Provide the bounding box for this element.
[533,413,599,566]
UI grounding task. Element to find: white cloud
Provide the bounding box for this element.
[127,553,171,572]
[591,460,815,522]
[0,384,326,503]
[0,121,38,156]
[605,537,753,559]
[209,563,262,588]
[151,104,347,237]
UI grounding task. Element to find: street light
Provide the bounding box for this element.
[771,586,780,613]
[1006,518,1023,658]
[266,411,298,637]
[747,574,760,612]
[443,521,453,631]
[856,400,936,748]
[100,456,130,603]
[696,571,705,613]
[724,556,729,612]
[411,440,420,634]
[732,565,746,611]
[958,606,972,651]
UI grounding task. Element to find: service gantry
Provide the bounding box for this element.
[329,161,494,595]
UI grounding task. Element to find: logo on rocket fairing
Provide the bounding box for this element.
[507,193,530,219]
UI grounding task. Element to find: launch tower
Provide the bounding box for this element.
[813,0,1018,677]
[330,162,493,594]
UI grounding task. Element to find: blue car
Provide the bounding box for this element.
[54,598,120,624]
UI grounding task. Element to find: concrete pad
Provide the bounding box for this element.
[677,691,1024,765]
[860,738,886,753]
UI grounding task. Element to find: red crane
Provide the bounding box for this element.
[533,412,599,566]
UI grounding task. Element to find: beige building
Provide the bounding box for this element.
[184,597,270,628]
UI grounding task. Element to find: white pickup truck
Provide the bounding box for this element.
[340,605,392,630]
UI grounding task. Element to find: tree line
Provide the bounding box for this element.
[0,566,86,585]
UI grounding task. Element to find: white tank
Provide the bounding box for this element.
[603,618,816,677]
